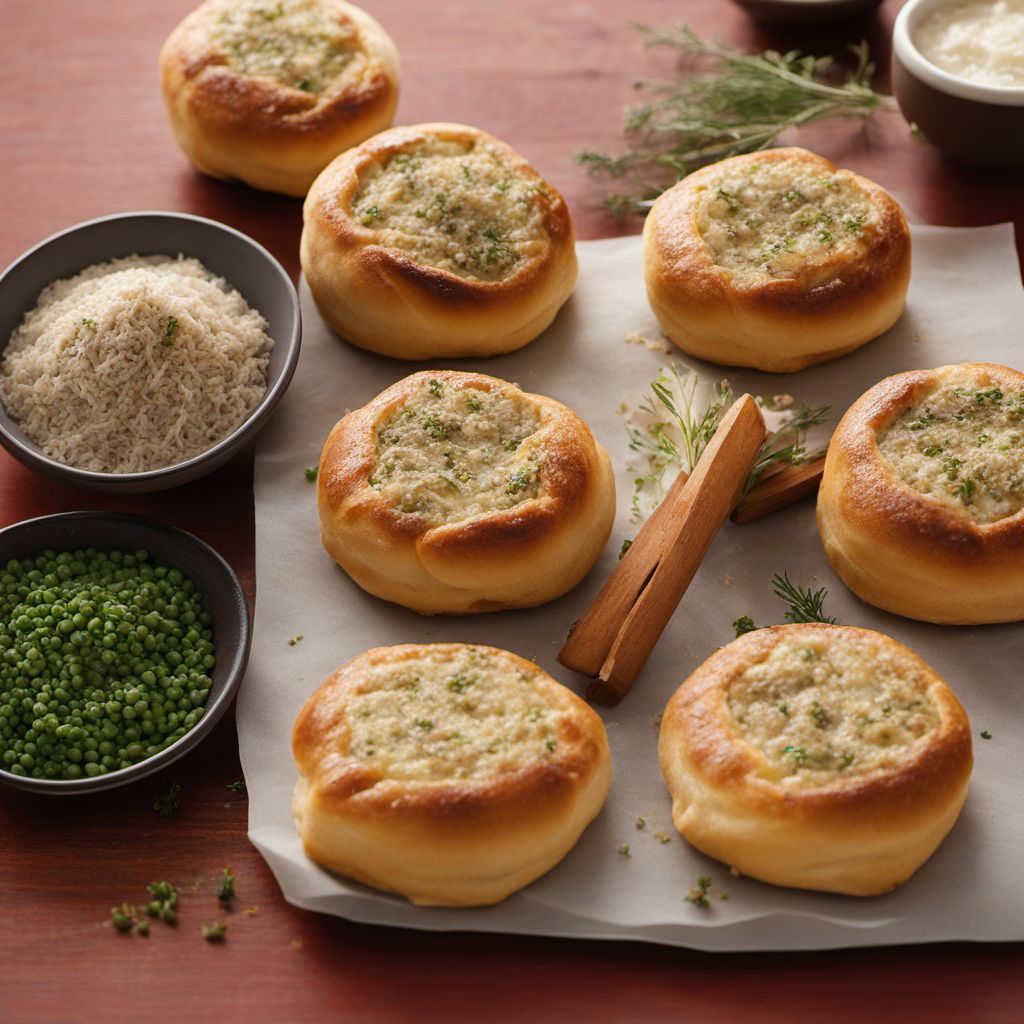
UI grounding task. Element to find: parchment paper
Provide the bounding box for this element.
[238,225,1024,950]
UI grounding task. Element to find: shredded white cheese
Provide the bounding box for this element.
[371,377,544,526]
[353,135,549,281]
[694,158,872,282]
[345,647,565,781]
[877,375,1024,524]
[728,629,940,787]
[1,255,273,474]
[207,0,367,94]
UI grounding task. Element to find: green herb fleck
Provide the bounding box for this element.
[943,457,963,481]
[797,647,816,662]
[466,395,482,412]
[840,753,855,769]
[733,615,757,637]
[415,719,433,731]
[446,674,476,694]
[684,875,712,909]
[154,781,182,820]
[146,881,179,925]
[981,730,992,740]
[423,415,447,439]
[217,868,236,906]
[81,317,97,328]
[506,469,532,495]
[810,702,829,728]
[288,635,303,646]
[619,538,633,559]
[956,478,976,503]
[782,745,807,766]
[162,316,179,347]
[618,843,631,857]
[717,187,740,212]
[201,922,228,943]
[777,703,789,716]
[922,445,944,457]
[360,205,381,224]
[226,780,247,796]
[304,466,318,482]
[908,410,935,430]
[428,379,443,397]
[111,904,135,932]
[546,739,557,752]
[636,816,646,830]
[844,215,866,232]
[818,229,833,243]
[503,437,523,451]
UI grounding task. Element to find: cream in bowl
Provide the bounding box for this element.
[893,0,1024,169]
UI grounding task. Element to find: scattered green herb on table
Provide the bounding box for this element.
[618,843,631,857]
[981,730,992,740]
[154,781,182,820]
[201,922,228,943]
[304,466,318,482]
[684,875,713,908]
[226,780,247,795]
[218,868,236,906]
[636,816,646,830]
[0,549,214,781]
[288,635,304,646]
[733,615,758,637]
[577,26,892,215]
[772,573,838,624]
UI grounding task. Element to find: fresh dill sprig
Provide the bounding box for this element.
[576,26,893,214]
[771,572,838,624]
[625,363,828,521]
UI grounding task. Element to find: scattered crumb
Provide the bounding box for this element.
[684,876,712,908]
[651,713,663,730]
[723,574,734,588]
[290,937,304,950]
[618,402,630,415]
[636,816,646,830]
[288,635,304,646]
[618,844,631,857]
[654,830,672,845]
[244,906,259,916]
[729,866,740,877]
[624,331,673,354]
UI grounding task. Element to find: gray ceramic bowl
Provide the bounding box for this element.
[893,0,1024,169]
[730,0,883,25]
[0,211,301,492]
[0,511,251,795]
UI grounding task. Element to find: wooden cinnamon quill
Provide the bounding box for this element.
[559,394,766,706]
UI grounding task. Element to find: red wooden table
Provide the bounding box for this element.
[1,2,1022,1021]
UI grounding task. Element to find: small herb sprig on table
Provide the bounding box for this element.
[577,26,893,215]
[772,572,838,624]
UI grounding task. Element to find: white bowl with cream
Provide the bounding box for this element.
[893,0,1024,168]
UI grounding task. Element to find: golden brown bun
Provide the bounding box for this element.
[818,362,1024,624]
[300,122,578,359]
[658,625,972,896]
[317,370,615,614]
[159,0,399,197]
[292,643,612,906]
[642,148,911,373]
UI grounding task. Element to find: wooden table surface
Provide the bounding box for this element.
[2,2,1022,1021]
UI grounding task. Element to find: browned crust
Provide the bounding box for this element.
[642,147,911,373]
[291,644,612,903]
[316,371,615,614]
[658,625,972,894]
[817,362,1024,623]
[299,122,578,359]
[159,0,399,195]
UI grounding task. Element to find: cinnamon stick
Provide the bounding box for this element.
[559,395,766,705]
[731,456,826,525]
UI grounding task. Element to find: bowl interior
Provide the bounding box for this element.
[0,212,300,487]
[895,0,1024,106]
[0,511,251,794]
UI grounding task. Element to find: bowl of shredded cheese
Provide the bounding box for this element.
[0,212,301,491]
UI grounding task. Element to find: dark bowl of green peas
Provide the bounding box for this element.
[0,511,251,793]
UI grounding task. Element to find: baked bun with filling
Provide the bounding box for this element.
[818,362,1024,624]
[292,643,612,906]
[659,624,972,897]
[300,122,577,359]
[159,0,399,197]
[317,370,615,614]
[643,147,911,373]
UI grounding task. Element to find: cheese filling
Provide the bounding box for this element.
[345,647,564,781]
[877,376,1024,524]
[352,136,549,282]
[694,159,872,282]
[209,0,365,94]
[727,632,939,787]
[370,378,544,527]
